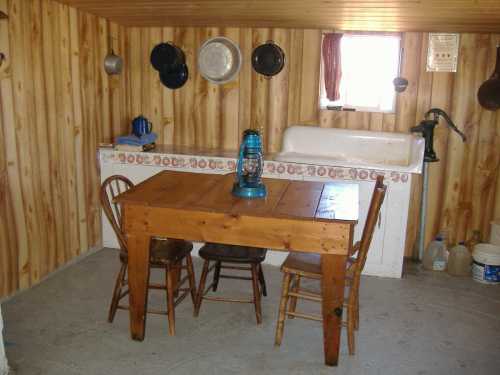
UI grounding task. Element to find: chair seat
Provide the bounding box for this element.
[199,243,267,264]
[281,252,321,278]
[119,238,193,265]
[281,252,357,279]
[151,238,193,265]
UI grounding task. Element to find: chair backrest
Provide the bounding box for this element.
[100,175,134,251]
[354,175,387,277]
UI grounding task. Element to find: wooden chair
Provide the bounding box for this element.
[194,243,267,324]
[100,175,197,336]
[274,175,387,355]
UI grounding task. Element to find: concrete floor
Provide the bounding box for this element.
[2,249,500,375]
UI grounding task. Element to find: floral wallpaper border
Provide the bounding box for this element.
[100,150,410,184]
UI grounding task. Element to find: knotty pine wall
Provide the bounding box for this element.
[125,28,500,256]
[1,4,499,299]
[0,0,127,298]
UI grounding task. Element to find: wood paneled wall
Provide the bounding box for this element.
[126,28,500,255]
[1,4,499,299]
[0,0,127,298]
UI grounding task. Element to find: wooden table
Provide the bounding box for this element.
[116,170,358,366]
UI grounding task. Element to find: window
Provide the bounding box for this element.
[320,34,401,113]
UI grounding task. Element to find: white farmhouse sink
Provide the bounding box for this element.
[275,126,425,173]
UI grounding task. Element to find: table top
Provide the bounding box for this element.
[116,171,358,223]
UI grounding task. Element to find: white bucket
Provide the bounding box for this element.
[472,243,500,284]
[490,220,500,246]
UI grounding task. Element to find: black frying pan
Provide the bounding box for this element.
[150,42,185,72]
[251,41,285,77]
[478,46,500,111]
[159,63,188,89]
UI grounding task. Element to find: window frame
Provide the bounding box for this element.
[319,32,403,114]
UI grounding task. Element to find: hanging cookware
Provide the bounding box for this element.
[104,50,123,75]
[478,46,500,111]
[393,47,408,93]
[103,37,123,75]
[150,42,185,72]
[393,77,409,93]
[198,37,242,84]
[159,63,189,89]
[251,41,285,77]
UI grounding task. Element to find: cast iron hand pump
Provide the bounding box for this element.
[411,108,466,162]
[410,108,466,261]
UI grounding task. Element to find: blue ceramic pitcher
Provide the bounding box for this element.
[132,115,153,137]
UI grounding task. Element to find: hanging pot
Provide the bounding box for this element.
[104,50,123,75]
[478,46,500,111]
[251,41,285,77]
[393,47,408,93]
[393,77,408,93]
[150,42,185,72]
[198,36,242,84]
[159,63,188,89]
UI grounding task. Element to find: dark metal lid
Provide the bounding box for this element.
[251,42,285,77]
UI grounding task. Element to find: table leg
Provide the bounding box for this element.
[126,233,151,341]
[320,253,347,366]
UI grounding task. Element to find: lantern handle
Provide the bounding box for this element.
[235,140,245,184]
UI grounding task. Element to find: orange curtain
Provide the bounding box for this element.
[322,33,343,101]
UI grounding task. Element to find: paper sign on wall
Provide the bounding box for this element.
[426,33,460,72]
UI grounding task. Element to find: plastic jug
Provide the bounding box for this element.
[432,243,448,271]
[447,242,472,276]
[423,235,447,271]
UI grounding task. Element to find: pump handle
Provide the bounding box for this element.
[424,108,466,142]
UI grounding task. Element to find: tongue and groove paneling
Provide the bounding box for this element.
[0,0,127,298]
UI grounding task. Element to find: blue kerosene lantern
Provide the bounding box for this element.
[232,129,267,199]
